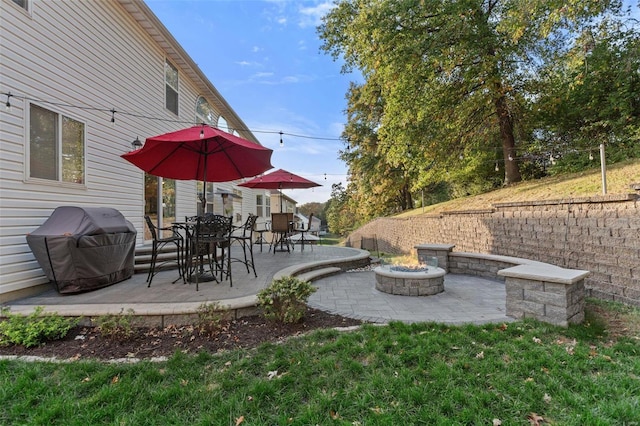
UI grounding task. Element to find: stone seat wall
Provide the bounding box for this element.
[416,244,588,327]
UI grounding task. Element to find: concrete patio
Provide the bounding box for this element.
[3,245,511,326]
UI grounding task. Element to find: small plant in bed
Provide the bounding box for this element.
[257,276,317,324]
[0,307,79,348]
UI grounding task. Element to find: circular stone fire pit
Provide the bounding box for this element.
[374,265,445,296]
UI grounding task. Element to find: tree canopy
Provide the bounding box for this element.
[318,0,638,233]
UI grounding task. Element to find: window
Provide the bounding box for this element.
[29,104,84,184]
[256,194,270,217]
[165,60,179,115]
[196,96,217,126]
[11,0,29,11]
[217,115,228,132]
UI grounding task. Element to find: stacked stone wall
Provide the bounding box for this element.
[347,194,640,306]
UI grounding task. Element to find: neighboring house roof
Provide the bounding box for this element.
[116,0,259,145]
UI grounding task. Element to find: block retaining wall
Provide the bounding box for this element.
[346,194,640,307]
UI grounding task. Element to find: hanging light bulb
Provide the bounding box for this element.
[589,151,594,161]
[508,154,513,161]
[200,123,205,139]
[324,173,327,180]
[5,92,12,111]
[110,109,116,127]
[279,131,283,146]
[495,162,499,172]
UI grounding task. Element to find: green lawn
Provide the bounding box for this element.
[1,300,639,425]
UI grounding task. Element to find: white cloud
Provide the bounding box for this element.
[252,71,275,79]
[298,2,335,28]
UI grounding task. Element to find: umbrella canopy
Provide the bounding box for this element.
[121,125,273,206]
[239,168,320,211]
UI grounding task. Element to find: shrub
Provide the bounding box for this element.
[0,307,79,348]
[257,276,317,324]
[196,302,229,336]
[94,309,136,340]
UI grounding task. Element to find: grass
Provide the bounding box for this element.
[1,300,639,425]
[398,159,640,217]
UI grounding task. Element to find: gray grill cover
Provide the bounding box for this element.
[26,206,137,294]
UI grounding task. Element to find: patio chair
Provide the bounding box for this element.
[144,215,184,287]
[253,218,270,252]
[296,213,315,251]
[270,212,293,253]
[230,214,258,277]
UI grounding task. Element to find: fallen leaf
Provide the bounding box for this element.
[235,415,244,425]
[498,323,508,331]
[476,351,485,359]
[82,376,91,382]
[493,419,502,426]
[527,412,546,425]
[330,410,340,419]
[111,375,119,384]
[543,393,552,403]
[525,377,534,383]
[370,406,383,414]
[267,370,278,380]
[532,337,542,344]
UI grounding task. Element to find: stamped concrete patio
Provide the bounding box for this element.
[4,245,511,325]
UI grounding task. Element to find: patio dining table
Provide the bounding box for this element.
[172,218,231,289]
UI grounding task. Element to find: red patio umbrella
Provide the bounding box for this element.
[121,125,273,206]
[238,168,320,211]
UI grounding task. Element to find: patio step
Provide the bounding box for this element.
[134,244,180,274]
[294,267,343,283]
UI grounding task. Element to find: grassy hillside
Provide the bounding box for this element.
[397,159,640,217]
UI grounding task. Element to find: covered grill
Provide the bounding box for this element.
[26,206,137,294]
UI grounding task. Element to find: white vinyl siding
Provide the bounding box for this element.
[0,0,260,299]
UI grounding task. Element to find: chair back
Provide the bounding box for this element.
[271,213,293,233]
[241,214,258,238]
[198,214,232,238]
[145,216,158,240]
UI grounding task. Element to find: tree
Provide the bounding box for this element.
[298,202,327,224]
[319,0,623,194]
[532,16,640,171]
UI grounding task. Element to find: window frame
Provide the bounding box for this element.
[26,102,86,187]
[10,0,31,13]
[195,96,218,126]
[165,59,179,115]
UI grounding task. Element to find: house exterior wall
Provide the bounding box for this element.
[0,0,261,300]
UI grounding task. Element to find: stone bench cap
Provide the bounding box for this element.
[497,264,590,285]
[415,244,455,251]
[449,252,547,266]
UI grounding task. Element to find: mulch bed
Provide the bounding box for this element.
[0,308,363,361]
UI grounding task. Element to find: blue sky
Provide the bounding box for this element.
[146,0,355,205]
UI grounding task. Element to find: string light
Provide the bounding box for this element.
[200,123,205,139]
[495,162,499,172]
[0,91,611,168]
